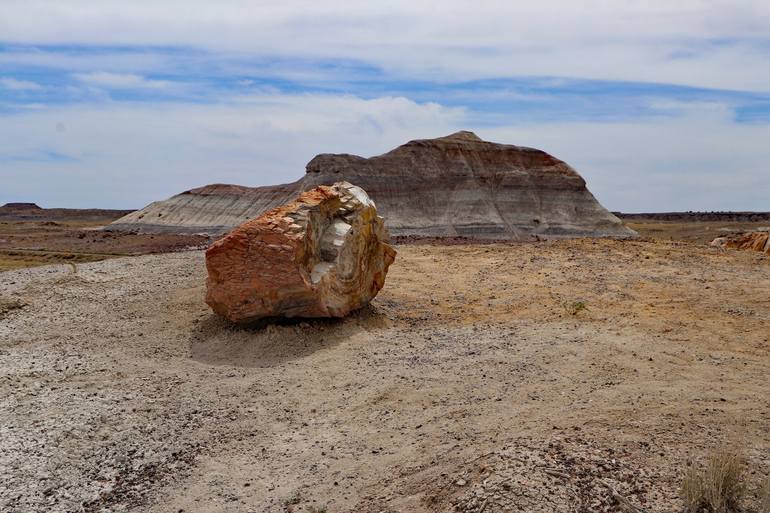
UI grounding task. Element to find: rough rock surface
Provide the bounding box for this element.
[110,131,636,240]
[711,230,770,254]
[205,182,396,322]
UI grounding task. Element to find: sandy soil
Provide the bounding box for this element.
[1,240,769,513]
[2,206,766,272]
[626,220,770,245]
[0,219,209,271]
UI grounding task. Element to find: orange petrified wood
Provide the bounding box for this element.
[205,182,396,323]
[724,231,770,254]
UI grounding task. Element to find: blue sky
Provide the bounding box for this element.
[1,1,770,211]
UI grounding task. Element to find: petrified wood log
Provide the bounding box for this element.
[205,182,396,323]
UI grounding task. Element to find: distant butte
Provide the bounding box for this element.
[110,131,637,240]
[1,202,42,210]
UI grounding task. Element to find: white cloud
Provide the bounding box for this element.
[481,106,770,212]
[72,71,172,89]
[0,93,465,208]
[1,1,770,91]
[0,2,768,212]
[0,90,767,212]
[0,77,43,90]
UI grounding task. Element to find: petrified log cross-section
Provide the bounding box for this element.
[205,182,396,323]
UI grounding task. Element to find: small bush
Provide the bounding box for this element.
[283,491,302,507]
[681,449,746,513]
[562,300,588,316]
[0,299,27,319]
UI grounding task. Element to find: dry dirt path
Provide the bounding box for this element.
[1,240,768,512]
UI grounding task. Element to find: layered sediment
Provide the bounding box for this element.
[110,131,636,240]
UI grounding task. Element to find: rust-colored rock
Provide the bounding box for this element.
[205,182,396,323]
[711,231,770,254]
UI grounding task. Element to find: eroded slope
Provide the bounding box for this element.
[110,132,636,240]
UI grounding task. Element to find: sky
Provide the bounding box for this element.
[1,1,769,212]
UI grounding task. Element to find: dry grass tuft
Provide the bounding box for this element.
[681,449,746,513]
[0,298,27,319]
[760,477,770,513]
[562,300,588,316]
[0,249,108,271]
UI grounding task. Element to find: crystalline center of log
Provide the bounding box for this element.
[346,184,373,207]
[319,218,352,261]
[310,262,333,284]
[309,192,358,285]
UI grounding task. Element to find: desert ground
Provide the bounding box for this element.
[2,204,768,271]
[1,235,769,513]
[0,206,207,272]
[625,220,770,245]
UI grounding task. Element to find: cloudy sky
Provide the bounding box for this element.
[1,1,769,211]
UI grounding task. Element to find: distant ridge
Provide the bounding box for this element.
[0,204,133,222]
[616,212,770,222]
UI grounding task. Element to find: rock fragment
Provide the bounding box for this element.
[205,182,396,322]
[711,230,770,255]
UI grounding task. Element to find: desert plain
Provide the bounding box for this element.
[1,213,769,512]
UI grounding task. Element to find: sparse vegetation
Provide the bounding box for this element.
[0,298,27,319]
[283,491,302,508]
[562,300,588,316]
[681,449,746,513]
[0,249,108,272]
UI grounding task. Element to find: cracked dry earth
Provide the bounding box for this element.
[1,239,769,513]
